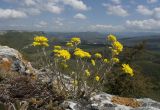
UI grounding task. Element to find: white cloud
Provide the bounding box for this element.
[126,19,160,30]
[136,5,160,19]
[2,0,17,3]
[105,4,129,17]
[22,8,41,15]
[130,0,137,5]
[90,24,113,29]
[102,3,108,7]
[0,8,27,19]
[45,3,63,14]
[55,20,63,26]
[111,0,121,4]
[9,24,26,27]
[22,0,88,15]
[22,0,63,14]
[147,0,158,3]
[24,0,36,6]
[35,21,48,28]
[2,0,89,16]
[74,13,87,19]
[54,17,64,26]
[29,8,41,15]
[39,21,48,26]
[89,24,124,32]
[62,0,88,11]
[153,7,160,19]
[136,5,153,15]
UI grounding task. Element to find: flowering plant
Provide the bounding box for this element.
[32,34,134,99]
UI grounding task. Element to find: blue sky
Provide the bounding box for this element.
[0,0,160,32]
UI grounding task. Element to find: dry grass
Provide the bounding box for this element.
[0,74,65,110]
[111,96,142,108]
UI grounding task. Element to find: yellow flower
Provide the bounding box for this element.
[71,37,81,45]
[112,58,119,63]
[91,59,95,66]
[112,41,123,53]
[112,49,119,55]
[122,64,134,76]
[34,36,48,42]
[95,53,102,58]
[42,42,49,47]
[74,49,91,58]
[85,69,90,77]
[53,45,61,53]
[55,49,71,60]
[103,58,108,63]
[75,48,82,51]
[72,80,78,86]
[61,63,68,68]
[95,75,100,82]
[107,34,117,42]
[54,45,61,50]
[32,36,49,47]
[66,42,73,47]
[64,64,68,68]
[53,49,59,53]
[32,42,41,46]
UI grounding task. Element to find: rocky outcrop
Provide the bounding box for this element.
[0,45,35,74]
[62,93,160,110]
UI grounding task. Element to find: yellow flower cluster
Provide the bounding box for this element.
[91,59,95,66]
[72,80,78,86]
[54,45,61,50]
[61,63,68,68]
[66,42,73,47]
[111,49,118,55]
[107,34,123,55]
[65,37,81,47]
[95,75,100,82]
[122,64,134,76]
[108,34,117,42]
[32,36,49,47]
[54,49,71,60]
[32,42,40,46]
[71,37,81,45]
[85,69,90,77]
[103,58,108,63]
[112,58,119,63]
[53,45,61,53]
[112,41,123,53]
[95,53,102,58]
[74,48,91,58]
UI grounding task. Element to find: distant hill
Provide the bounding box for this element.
[0,31,44,50]
[0,31,160,51]
[120,35,160,51]
[46,32,107,43]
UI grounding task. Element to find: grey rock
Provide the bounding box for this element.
[0,45,35,74]
[61,100,93,110]
[61,93,160,110]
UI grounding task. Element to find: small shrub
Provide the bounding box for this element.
[32,35,134,100]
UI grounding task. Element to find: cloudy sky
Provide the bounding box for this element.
[0,0,160,32]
